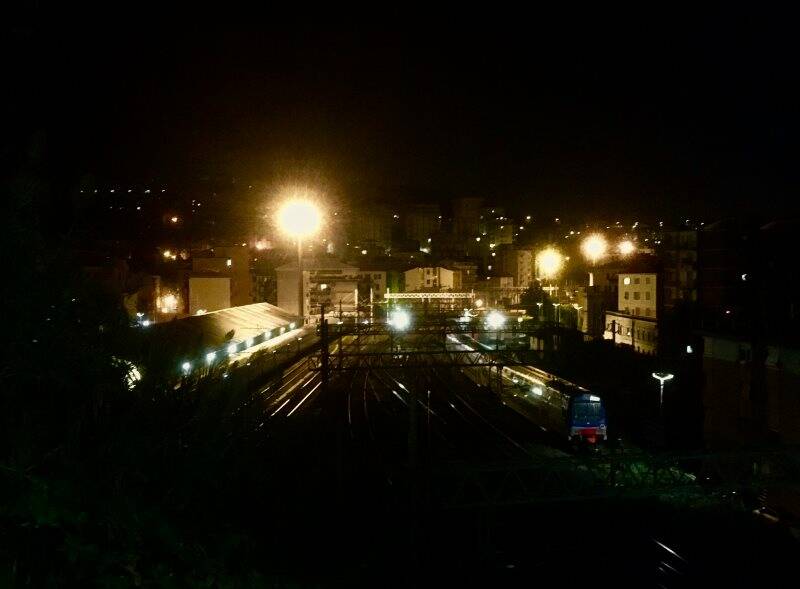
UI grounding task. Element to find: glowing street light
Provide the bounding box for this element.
[486,310,506,330]
[486,310,506,350]
[276,198,323,239]
[618,239,636,256]
[581,233,608,264]
[276,195,323,322]
[652,372,674,415]
[536,247,563,280]
[388,309,411,331]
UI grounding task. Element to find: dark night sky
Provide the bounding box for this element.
[8,9,800,222]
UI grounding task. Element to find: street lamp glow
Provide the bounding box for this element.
[276,199,323,238]
[581,234,608,263]
[486,310,506,330]
[389,309,411,330]
[618,239,636,256]
[536,247,564,279]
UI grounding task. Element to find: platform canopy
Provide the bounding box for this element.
[146,302,299,362]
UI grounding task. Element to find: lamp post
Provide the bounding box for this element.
[486,310,506,350]
[536,247,563,299]
[277,197,323,323]
[652,372,674,416]
[581,233,608,266]
[388,308,411,352]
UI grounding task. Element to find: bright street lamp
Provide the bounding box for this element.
[618,240,636,256]
[652,372,674,415]
[486,310,506,350]
[536,247,563,280]
[486,310,506,330]
[276,196,323,322]
[388,309,411,331]
[581,233,608,264]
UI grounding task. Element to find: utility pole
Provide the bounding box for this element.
[320,303,329,394]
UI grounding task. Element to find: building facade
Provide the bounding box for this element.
[662,229,698,310]
[276,259,360,322]
[189,276,231,315]
[603,272,660,354]
[404,267,455,292]
[618,272,658,318]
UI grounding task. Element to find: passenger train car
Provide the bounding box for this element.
[447,332,607,444]
[503,366,608,444]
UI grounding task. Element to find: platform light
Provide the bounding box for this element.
[245,338,253,348]
[486,310,506,330]
[227,343,238,355]
[181,361,192,374]
[289,322,296,330]
[531,386,543,396]
[206,351,216,364]
[389,309,411,330]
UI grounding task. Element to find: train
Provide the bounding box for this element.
[447,332,608,444]
[502,366,608,444]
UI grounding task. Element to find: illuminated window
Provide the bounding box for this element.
[226,259,232,267]
[623,276,631,285]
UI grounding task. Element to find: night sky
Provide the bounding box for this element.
[8,10,799,222]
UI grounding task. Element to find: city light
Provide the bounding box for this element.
[581,233,608,263]
[170,216,178,223]
[536,247,564,279]
[618,239,636,256]
[486,310,506,330]
[276,198,323,239]
[181,361,192,374]
[389,309,412,330]
[206,351,216,364]
[159,293,178,313]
